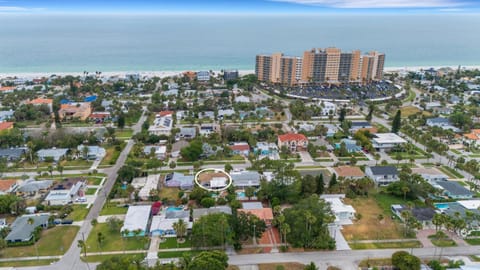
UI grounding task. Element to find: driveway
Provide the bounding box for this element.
[298,151,314,163]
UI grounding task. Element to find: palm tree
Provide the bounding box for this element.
[27,217,39,260]
[97,232,105,252]
[401,186,410,201]
[56,165,64,177]
[77,240,87,257]
[280,223,290,249]
[172,219,187,243]
[304,211,316,246]
[304,262,319,270]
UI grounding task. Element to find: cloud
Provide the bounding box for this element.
[0,5,46,12]
[0,6,27,11]
[271,0,466,8]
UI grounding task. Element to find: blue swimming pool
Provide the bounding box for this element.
[237,191,246,198]
[167,206,183,212]
[434,203,449,210]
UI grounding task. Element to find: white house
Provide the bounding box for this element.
[365,166,399,186]
[149,111,173,136]
[321,101,336,116]
[143,145,167,160]
[371,133,407,152]
[138,174,160,201]
[121,205,151,237]
[411,168,448,184]
[37,148,69,162]
[320,194,355,225]
[77,145,106,160]
[44,178,86,206]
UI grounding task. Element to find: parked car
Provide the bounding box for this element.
[61,219,74,225]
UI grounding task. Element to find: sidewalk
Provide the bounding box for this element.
[0,255,62,262]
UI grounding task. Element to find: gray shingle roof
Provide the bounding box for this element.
[0,148,26,160]
[192,206,232,220]
[5,214,49,242]
[369,166,398,176]
[436,181,473,196]
[165,210,190,219]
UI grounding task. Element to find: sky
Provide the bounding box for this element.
[0,0,478,14]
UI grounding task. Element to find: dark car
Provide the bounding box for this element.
[61,219,74,225]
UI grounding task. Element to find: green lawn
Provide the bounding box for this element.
[450,149,462,155]
[86,188,97,195]
[100,203,129,215]
[465,238,480,245]
[0,259,59,267]
[115,129,134,138]
[87,177,104,185]
[100,145,122,166]
[86,223,149,252]
[61,159,92,167]
[158,250,199,258]
[2,226,79,257]
[159,237,192,249]
[428,234,457,247]
[349,241,422,249]
[67,204,89,221]
[440,166,464,178]
[373,192,422,216]
[82,253,145,263]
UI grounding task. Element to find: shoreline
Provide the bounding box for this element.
[1,65,479,79]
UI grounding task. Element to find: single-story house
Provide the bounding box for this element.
[238,206,273,226]
[235,96,250,103]
[0,179,20,195]
[320,194,356,225]
[218,109,235,119]
[426,117,460,132]
[144,145,167,160]
[150,214,192,237]
[228,142,250,156]
[77,145,106,160]
[0,147,27,161]
[171,140,189,158]
[323,124,339,138]
[391,205,435,227]
[434,180,473,199]
[138,174,160,201]
[230,171,261,188]
[148,111,173,136]
[165,172,194,190]
[371,133,407,152]
[89,112,111,123]
[335,139,362,153]
[121,205,151,237]
[37,148,68,162]
[192,206,232,221]
[333,166,365,180]
[0,110,14,122]
[5,214,50,243]
[320,101,336,116]
[16,179,53,197]
[44,178,86,206]
[177,127,196,140]
[349,121,373,134]
[365,166,399,186]
[199,124,218,136]
[411,168,449,184]
[254,142,279,156]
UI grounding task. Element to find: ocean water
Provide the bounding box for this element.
[0,14,479,73]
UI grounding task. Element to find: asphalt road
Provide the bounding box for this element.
[27,111,148,270]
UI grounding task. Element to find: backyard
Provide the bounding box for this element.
[2,226,79,257]
[86,223,149,252]
[67,204,89,221]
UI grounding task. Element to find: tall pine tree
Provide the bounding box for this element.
[316,174,325,194]
[329,174,337,189]
[391,110,401,134]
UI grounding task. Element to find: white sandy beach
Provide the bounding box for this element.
[1,66,479,79]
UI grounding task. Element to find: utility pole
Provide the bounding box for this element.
[253,224,257,246]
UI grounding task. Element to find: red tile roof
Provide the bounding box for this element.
[157,111,174,117]
[89,112,111,118]
[278,133,307,142]
[238,208,274,221]
[0,122,14,131]
[228,144,250,152]
[0,179,17,192]
[0,86,15,92]
[27,98,53,105]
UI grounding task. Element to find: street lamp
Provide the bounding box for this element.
[253,224,257,246]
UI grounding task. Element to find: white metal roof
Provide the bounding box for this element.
[121,205,151,233]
